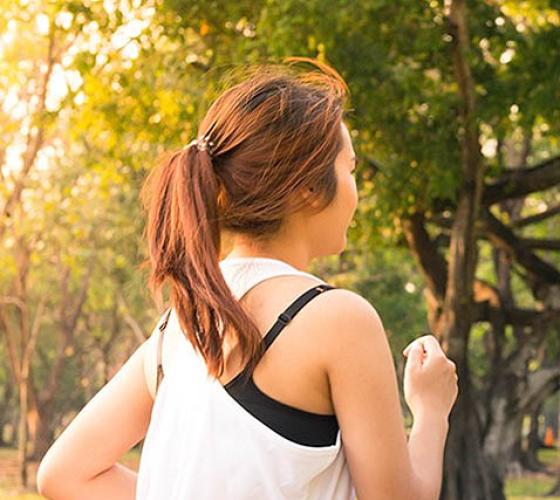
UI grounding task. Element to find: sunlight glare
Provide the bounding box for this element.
[36,13,50,35]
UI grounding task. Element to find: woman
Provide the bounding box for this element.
[37,57,458,499]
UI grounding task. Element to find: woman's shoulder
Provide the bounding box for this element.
[296,282,382,327]
[295,284,387,364]
[272,279,384,360]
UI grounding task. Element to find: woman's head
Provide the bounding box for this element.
[140,57,354,380]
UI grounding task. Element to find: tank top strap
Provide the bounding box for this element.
[219,256,326,301]
[156,307,172,394]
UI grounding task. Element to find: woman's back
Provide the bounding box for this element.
[137,256,357,499]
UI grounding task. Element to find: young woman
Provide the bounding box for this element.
[37,57,458,499]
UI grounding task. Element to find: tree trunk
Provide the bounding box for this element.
[28,373,56,461]
[437,0,502,493]
[522,402,547,472]
[507,402,546,474]
[17,377,29,488]
[0,380,15,446]
[441,362,507,500]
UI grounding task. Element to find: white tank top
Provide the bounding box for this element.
[135,256,356,499]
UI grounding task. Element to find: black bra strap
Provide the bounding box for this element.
[262,283,336,350]
[224,283,336,389]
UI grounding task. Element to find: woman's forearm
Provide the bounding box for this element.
[39,462,137,500]
[407,412,449,500]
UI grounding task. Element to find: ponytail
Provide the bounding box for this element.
[140,141,265,382]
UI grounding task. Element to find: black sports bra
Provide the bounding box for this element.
[156,283,339,447]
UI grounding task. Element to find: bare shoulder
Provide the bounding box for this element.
[297,287,385,363]
[323,287,381,322]
[310,286,382,325]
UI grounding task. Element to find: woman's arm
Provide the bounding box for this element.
[37,340,154,499]
[407,411,449,500]
[318,289,449,500]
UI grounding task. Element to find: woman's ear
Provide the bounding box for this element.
[286,186,321,214]
[301,187,320,207]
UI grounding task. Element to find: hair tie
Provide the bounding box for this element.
[186,134,215,158]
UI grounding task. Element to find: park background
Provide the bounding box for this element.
[0,0,559,499]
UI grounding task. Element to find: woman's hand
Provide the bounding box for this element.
[402,335,459,421]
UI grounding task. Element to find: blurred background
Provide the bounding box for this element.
[0,0,558,499]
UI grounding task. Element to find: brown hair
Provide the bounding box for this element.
[140,56,349,384]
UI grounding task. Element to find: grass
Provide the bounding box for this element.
[506,447,560,500]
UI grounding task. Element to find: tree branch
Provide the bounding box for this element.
[519,238,560,251]
[511,203,560,228]
[0,24,57,241]
[401,211,448,301]
[519,366,560,414]
[480,209,560,296]
[473,302,560,327]
[483,156,560,205]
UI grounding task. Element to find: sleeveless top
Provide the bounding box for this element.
[156,262,339,447]
[136,256,356,499]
